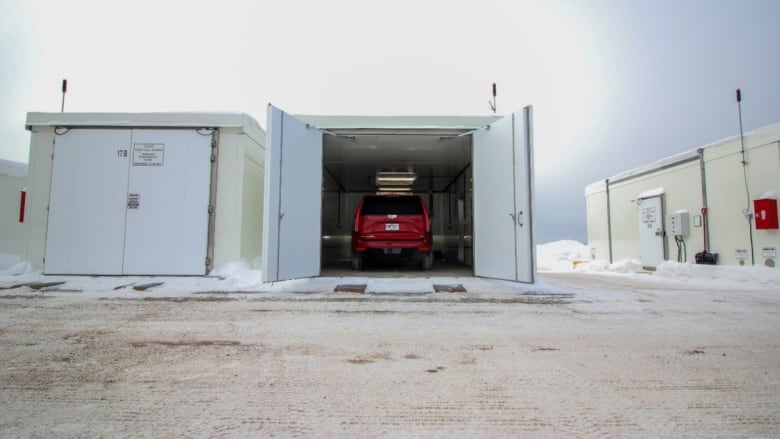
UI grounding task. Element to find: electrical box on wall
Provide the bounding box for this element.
[665,211,690,237]
[754,197,778,230]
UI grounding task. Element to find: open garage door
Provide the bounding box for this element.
[472,107,536,283]
[261,105,323,282]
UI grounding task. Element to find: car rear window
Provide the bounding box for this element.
[360,196,423,215]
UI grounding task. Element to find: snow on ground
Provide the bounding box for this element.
[535,240,780,289]
[0,240,777,296]
[1,242,777,437]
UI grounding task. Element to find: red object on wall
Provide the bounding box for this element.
[19,190,26,223]
[754,198,778,230]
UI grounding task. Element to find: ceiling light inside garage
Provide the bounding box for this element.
[376,171,417,185]
[377,187,412,192]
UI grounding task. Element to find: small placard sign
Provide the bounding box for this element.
[133,143,164,166]
[127,193,140,209]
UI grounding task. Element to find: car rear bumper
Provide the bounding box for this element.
[352,237,432,253]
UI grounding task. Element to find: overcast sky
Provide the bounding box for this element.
[2,0,779,243]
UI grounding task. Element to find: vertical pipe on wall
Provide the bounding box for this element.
[697,148,710,251]
[605,178,613,264]
[736,88,755,265]
[19,189,27,223]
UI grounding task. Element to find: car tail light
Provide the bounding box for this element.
[354,203,363,233]
[422,200,431,233]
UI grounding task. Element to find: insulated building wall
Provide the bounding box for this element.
[703,138,754,265]
[584,180,608,262]
[24,112,265,275]
[703,131,779,266]
[745,142,780,267]
[0,160,27,269]
[605,158,702,265]
[586,122,780,268]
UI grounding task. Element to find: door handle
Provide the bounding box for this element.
[509,211,524,226]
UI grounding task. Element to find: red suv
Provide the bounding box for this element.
[352,194,433,270]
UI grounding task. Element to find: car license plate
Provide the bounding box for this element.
[385,223,399,231]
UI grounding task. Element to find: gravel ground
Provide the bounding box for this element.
[0,272,778,438]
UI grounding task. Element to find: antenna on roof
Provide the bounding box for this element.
[488,83,497,114]
[60,79,67,112]
[736,87,755,266]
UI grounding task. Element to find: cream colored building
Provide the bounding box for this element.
[586,122,780,268]
[0,159,28,269]
[22,112,265,275]
[9,105,537,282]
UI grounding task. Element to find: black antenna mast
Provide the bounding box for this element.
[488,83,497,114]
[60,79,68,112]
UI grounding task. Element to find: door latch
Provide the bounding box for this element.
[509,211,524,226]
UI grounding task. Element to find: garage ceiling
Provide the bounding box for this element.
[298,114,497,194]
[323,130,471,193]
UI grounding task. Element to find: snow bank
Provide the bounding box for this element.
[0,159,27,178]
[210,260,262,284]
[536,239,779,287]
[536,240,643,274]
[0,259,34,276]
[1,239,777,293]
[654,260,780,287]
[575,258,645,274]
[637,187,664,199]
[536,240,591,271]
[0,253,23,271]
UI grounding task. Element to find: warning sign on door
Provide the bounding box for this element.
[127,193,140,209]
[642,207,656,227]
[133,143,165,166]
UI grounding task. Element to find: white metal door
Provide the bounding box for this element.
[261,105,323,282]
[45,129,132,274]
[122,129,213,275]
[638,195,665,268]
[472,107,536,283]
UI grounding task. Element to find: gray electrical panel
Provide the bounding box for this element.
[665,211,690,237]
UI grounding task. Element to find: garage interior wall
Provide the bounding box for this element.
[23,112,265,274]
[319,128,475,270]
[0,160,28,269]
[586,122,780,267]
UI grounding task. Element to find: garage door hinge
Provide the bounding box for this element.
[205,257,210,266]
[211,138,217,148]
[211,153,216,163]
[208,205,214,214]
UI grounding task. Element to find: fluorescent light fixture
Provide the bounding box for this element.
[377,187,412,192]
[377,176,416,183]
[376,171,416,185]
